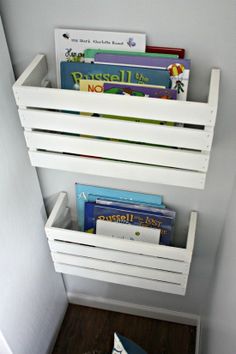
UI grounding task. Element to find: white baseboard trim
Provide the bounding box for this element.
[68,291,199,326]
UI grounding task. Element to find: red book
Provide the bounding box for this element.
[146,45,185,59]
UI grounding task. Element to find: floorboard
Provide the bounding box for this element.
[52,304,196,354]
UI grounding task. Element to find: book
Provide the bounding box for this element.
[103,82,177,99]
[79,79,165,91]
[75,183,164,231]
[55,28,146,86]
[60,62,171,90]
[96,199,176,219]
[84,202,174,245]
[80,79,176,100]
[83,48,178,63]
[96,219,161,244]
[94,54,190,100]
[113,333,147,354]
[146,45,185,59]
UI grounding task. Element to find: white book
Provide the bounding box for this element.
[55,28,146,87]
[96,219,160,244]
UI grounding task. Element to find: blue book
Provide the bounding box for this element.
[61,62,171,89]
[75,183,164,231]
[96,198,176,219]
[84,201,174,245]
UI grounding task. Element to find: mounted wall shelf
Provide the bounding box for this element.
[45,192,197,295]
[13,54,220,189]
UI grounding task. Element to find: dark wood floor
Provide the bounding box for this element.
[53,304,196,354]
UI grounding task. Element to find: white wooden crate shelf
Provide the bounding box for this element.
[13,54,220,189]
[45,192,197,295]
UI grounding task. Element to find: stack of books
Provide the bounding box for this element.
[76,184,176,246]
[55,28,190,102]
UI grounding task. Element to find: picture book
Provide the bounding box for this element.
[146,45,185,59]
[84,202,174,245]
[75,183,164,231]
[79,79,165,92]
[83,48,178,63]
[96,199,176,219]
[103,82,177,99]
[96,219,161,244]
[94,54,190,100]
[55,28,146,86]
[60,62,171,90]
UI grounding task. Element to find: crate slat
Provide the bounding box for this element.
[15,84,215,125]
[54,263,186,295]
[48,240,190,273]
[52,252,186,284]
[30,151,206,189]
[46,227,192,262]
[20,109,213,151]
[24,131,210,172]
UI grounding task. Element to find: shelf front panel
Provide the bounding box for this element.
[46,227,191,262]
[24,131,210,172]
[20,108,213,151]
[15,85,215,126]
[48,240,190,273]
[52,252,186,284]
[30,150,206,189]
[54,263,186,295]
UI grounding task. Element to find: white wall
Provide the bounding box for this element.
[0,18,67,354]
[1,0,236,315]
[200,176,236,354]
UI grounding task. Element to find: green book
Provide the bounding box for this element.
[84,48,178,62]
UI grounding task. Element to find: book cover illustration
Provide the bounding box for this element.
[94,53,190,100]
[103,82,177,99]
[84,202,174,245]
[96,219,161,244]
[60,62,171,90]
[75,183,164,231]
[83,48,178,63]
[55,28,146,86]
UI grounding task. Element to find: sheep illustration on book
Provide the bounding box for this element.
[127,37,136,47]
[168,63,185,93]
